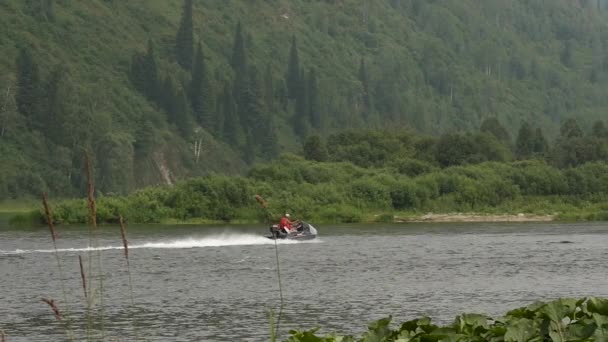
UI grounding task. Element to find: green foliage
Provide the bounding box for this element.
[283,297,608,342]
[5,0,608,200]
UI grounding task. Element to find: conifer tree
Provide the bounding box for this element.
[15,48,42,127]
[358,58,372,121]
[130,42,159,104]
[230,22,247,74]
[240,67,265,141]
[560,118,583,138]
[260,115,279,160]
[129,52,146,93]
[303,134,328,162]
[592,120,608,139]
[515,122,534,159]
[41,67,65,141]
[162,76,193,137]
[191,42,213,129]
[308,68,321,130]
[173,88,193,137]
[143,40,159,102]
[286,35,301,100]
[480,117,511,145]
[175,0,194,70]
[213,91,224,139]
[221,82,242,147]
[263,64,274,111]
[532,127,548,155]
[230,22,248,124]
[294,68,310,138]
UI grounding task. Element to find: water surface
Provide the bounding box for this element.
[1,222,607,341]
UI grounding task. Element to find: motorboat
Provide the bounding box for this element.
[267,221,317,241]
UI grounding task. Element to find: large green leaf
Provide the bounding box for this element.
[504,318,538,342]
[359,317,393,342]
[586,298,608,316]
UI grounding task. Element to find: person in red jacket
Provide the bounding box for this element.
[279,213,296,234]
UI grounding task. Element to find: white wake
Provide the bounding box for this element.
[0,233,320,255]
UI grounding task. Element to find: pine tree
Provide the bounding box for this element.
[41,67,65,141]
[308,68,321,130]
[532,127,548,155]
[191,42,213,129]
[230,22,248,124]
[294,68,310,139]
[221,82,242,147]
[263,64,274,111]
[560,118,583,138]
[213,90,224,139]
[241,67,265,142]
[173,87,193,137]
[162,76,193,137]
[143,40,159,102]
[303,134,328,162]
[260,115,279,160]
[480,117,511,145]
[515,122,534,159]
[130,42,159,104]
[358,58,372,121]
[592,120,608,139]
[15,48,42,127]
[230,22,247,74]
[286,35,301,100]
[175,0,194,70]
[129,52,146,93]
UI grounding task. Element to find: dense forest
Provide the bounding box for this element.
[2,0,608,199]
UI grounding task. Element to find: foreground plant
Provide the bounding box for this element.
[284,297,608,342]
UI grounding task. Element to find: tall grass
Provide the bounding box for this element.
[255,195,286,340]
[84,152,105,339]
[41,193,74,341]
[37,152,142,341]
[119,215,140,341]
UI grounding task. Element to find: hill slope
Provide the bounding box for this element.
[2,0,608,198]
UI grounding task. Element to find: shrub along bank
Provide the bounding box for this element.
[20,155,608,225]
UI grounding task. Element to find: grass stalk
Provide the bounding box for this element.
[84,152,105,339]
[41,298,62,321]
[273,238,284,338]
[119,216,141,341]
[255,195,285,339]
[78,255,87,299]
[1,328,5,342]
[41,193,74,341]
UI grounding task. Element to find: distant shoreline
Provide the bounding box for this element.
[396,213,555,223]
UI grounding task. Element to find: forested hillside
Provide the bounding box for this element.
[2,0,608,199]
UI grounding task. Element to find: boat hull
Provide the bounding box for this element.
[266,233,316,241]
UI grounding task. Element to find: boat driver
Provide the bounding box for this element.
[279,213,296,234]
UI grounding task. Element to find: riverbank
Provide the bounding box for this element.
[397,212,555,223]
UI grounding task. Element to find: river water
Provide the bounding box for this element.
[1,222,607,341]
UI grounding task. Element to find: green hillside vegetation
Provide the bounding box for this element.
[3,0,608,199]
[29,121,608,225]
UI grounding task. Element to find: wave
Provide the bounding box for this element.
[0,233,320,255]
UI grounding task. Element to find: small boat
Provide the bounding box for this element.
[267,221,318,240]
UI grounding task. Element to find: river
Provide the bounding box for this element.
[1,222,607,341]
